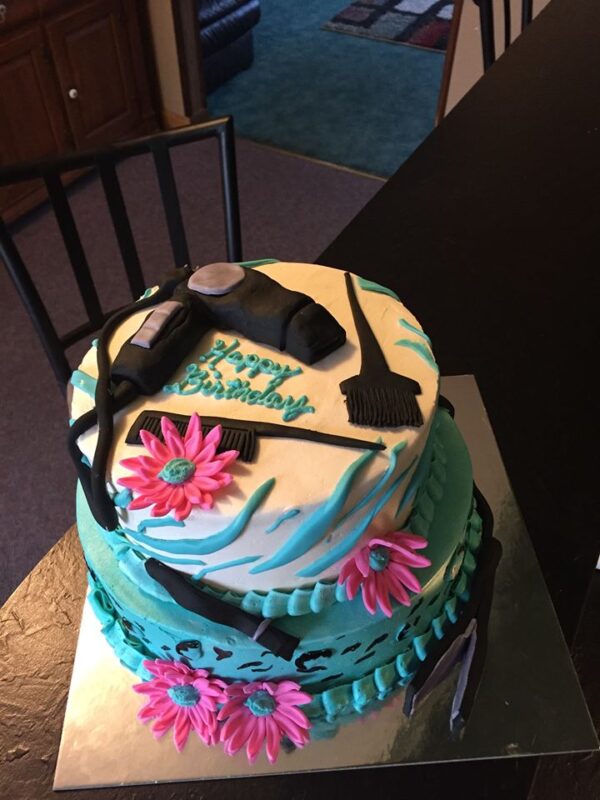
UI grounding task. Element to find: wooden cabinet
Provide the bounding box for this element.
[0,0,157,221]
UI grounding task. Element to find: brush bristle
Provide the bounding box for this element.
[341,382,423,428]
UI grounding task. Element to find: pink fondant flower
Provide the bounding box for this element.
[133,659,226,751]
[218,680,312,764]
[118,413,239,521]
[338,531,431,617]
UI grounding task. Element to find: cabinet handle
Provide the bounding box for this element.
[0,5,7,25]
[68,88,79,100]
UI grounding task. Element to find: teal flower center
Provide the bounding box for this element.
[369,546,390,572]
[159,458,196,485]
[167,683,199,707]
[245,690,276,717]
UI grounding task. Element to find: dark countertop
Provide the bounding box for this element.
[2,0,599,796]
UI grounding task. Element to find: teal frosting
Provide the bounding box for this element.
[124,478,275,556]
[136,517,186,533]
[245,690,276,716]
[70,369,97,398]
[334,440,405,529]
[194,555,261,580]
[356,276,400,301]
[396,421,437,517]
[113,489,133,508]
[237,258,280,268]
[265,508,301,533]
[394,339,438,373]
[158,458,196,485]
[296,456,417,578]
[168,684,199,706]
[249,449,379,574]
[398,318,432,345]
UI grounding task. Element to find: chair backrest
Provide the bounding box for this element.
[0,116,242,391]
[475,0,533,70]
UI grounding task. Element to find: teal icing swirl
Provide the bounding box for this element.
[249,450,378,575]
[136,517,186,533]
[123,478,275,556]
[394,339,438,373]
[70,368,97,398]
[357,276,400,301]
[398,318,431,345]
[113,489,133,508]
[296,456,417,578]
[396,425,437,517]
[237,258,280,268]
[193,555,261,580]
[334,441,406,529]
[265,508,302,533]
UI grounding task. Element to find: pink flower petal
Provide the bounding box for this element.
[385,571,412,606]
[388,561,422,594]
[246,717,265,763]
[355,547,371,578]
[264,715,281,763]
[362,573,378,615]
[173,709,192,752]
[374,572,393,617]
[184,414,203,458]
[139,428,171,462]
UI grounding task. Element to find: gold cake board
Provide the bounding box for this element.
[54,376,598,790]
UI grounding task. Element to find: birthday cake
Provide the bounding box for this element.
[70,259,500,764]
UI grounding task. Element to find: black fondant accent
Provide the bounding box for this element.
[176,640,202,656]
[260,650,272,657]
[341,642,361,655]
[339,272,423,428]
[335,634,345,640]
[238,661,262,669]
[397,625,412,641]
[214,647,233,661]
[249,667,272,673]
[145,559,299,661]
[354,652,376,666]
[68,268,192,530]
[365,633,389,652]
[320,673,344,684]
[185,267,346,364]
[126,410,385,461]
[161,645,170,651]
[294,649,333,673]
[437,394,455,418]
[402,483,501,733]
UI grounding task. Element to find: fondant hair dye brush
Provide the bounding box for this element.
[339,272,423,428]
[125,410,386,462]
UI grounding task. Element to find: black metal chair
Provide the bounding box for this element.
[0,116,242,393]
[474,0,533,71]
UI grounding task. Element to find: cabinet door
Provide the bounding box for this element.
[46,0,141,149]
[0,25,70,220]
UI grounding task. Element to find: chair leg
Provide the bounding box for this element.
[218,117,243,263]
[0,217,71,389]
[522,0,533,30]
[477,0,496,71]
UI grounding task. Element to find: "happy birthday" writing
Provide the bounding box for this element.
[162,338,315,422]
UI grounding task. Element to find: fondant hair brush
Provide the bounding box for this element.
[339,272,423,428]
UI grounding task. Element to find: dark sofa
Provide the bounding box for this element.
[198,0,261,92]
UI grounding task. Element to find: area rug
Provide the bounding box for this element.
[322,0,454,53]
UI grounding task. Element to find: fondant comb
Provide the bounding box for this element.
[125,410,386,462]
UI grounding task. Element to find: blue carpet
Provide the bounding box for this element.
[208,0,445,177]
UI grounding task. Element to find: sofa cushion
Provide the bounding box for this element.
[198,0,261,58]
